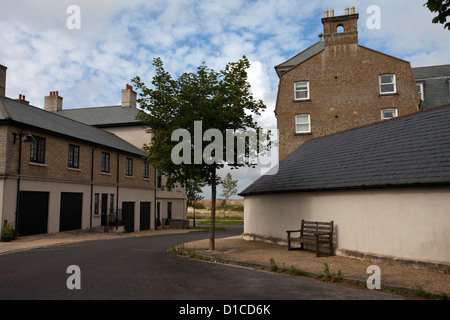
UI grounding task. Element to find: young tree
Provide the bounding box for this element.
[425,0,450,30]
[220,172,238,207]
[186,179,205,227]
[132,56,266,250]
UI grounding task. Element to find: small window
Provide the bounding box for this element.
[380,74,396,94]
[295,114,311,134]
[110,194,115,214]
[68,144,80,168]
[167,202,172,220]
[30,136,46,164]
[381,109,398,120]
[156,170,162,188]
[126,158,133,176]
[143,162,149,179]
[101,152,110,173]
[294,81,310,101]
[94,193,99,215]
[337,24,344,33]
[416,83,424,101]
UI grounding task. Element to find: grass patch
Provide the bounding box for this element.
[197,220,243,225]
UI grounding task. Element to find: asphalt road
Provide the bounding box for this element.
[0,225,406,303]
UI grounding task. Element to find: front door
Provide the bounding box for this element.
[101,194,108,226]
[140,202,151,231]
[122,202,135,233]
[60,192,83,232]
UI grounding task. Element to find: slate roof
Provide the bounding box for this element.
[275,41,325,77]
[0,97,146,156]
[413,65,450,110]
[240,105,450,196]
[56,106,140,127]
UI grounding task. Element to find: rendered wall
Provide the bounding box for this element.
[244,187,450,265]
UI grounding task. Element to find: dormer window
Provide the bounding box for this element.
[294,81,310,101]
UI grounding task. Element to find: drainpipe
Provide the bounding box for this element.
[90,145,97,229]
[14,128,25,233]
[116,152,120,221]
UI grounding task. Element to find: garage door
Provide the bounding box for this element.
[122,202,135,233]
[140,202,151,231]
[60,193,83,232]
[18,191,49,236]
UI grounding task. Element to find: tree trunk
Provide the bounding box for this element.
[209,168,216,251]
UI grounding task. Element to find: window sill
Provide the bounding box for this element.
[143,178,150,181]
[101,171,111,176]
[293,99,311,103]
[125,175,134,179]
[29,162,47,167]
[67,167,81,172]
[294,132,312,136]
[379,92,399,97]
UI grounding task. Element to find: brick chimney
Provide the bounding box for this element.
[44,91,63,112]
[121,84,137,109]
[15,94,30,105]
[0,65,6,98]
[322,7,359,47]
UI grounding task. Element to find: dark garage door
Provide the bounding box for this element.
[122,202,135,233]
[60,193,83,232]
[18,191,49,236]
[140,202,151,231]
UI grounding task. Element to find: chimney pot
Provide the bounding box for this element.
[330,9,334,17]
[345,7,349,15]
[351,6,355,14]
[19,94,22,100]
[325,10,329,18]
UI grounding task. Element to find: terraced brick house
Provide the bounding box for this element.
[0,65,187,237]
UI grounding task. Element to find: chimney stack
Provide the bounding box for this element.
[44,91,63,112]
[0,65,6,98]
[15,94,30,105]
[121,84,137,109]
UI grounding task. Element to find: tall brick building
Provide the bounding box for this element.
[275,7,420,161]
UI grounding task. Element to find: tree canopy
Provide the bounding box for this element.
[132,56,266,250]
[425,0,450,30]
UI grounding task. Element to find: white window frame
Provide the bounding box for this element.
[379,74,397,95]
[381,108,398,120]
[295,114,311,134]
[416,82,424,101]
[294,81,310,101]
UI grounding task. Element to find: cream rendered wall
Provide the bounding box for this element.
[18,179,91,234]
[118,187,155,231]
[103,126,151,150]
[244,187,450,265]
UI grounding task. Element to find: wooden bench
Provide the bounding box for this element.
[286,220,334,257]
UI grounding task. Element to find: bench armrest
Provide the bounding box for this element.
[286,229,301,234]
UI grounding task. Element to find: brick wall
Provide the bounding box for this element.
[276,14,420,161]
[2,123,154,190]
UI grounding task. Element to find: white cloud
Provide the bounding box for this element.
[0,0,448,196]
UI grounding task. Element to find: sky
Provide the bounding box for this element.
[1,0,449,199]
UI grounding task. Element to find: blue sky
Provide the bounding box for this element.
[1,0,449,198]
